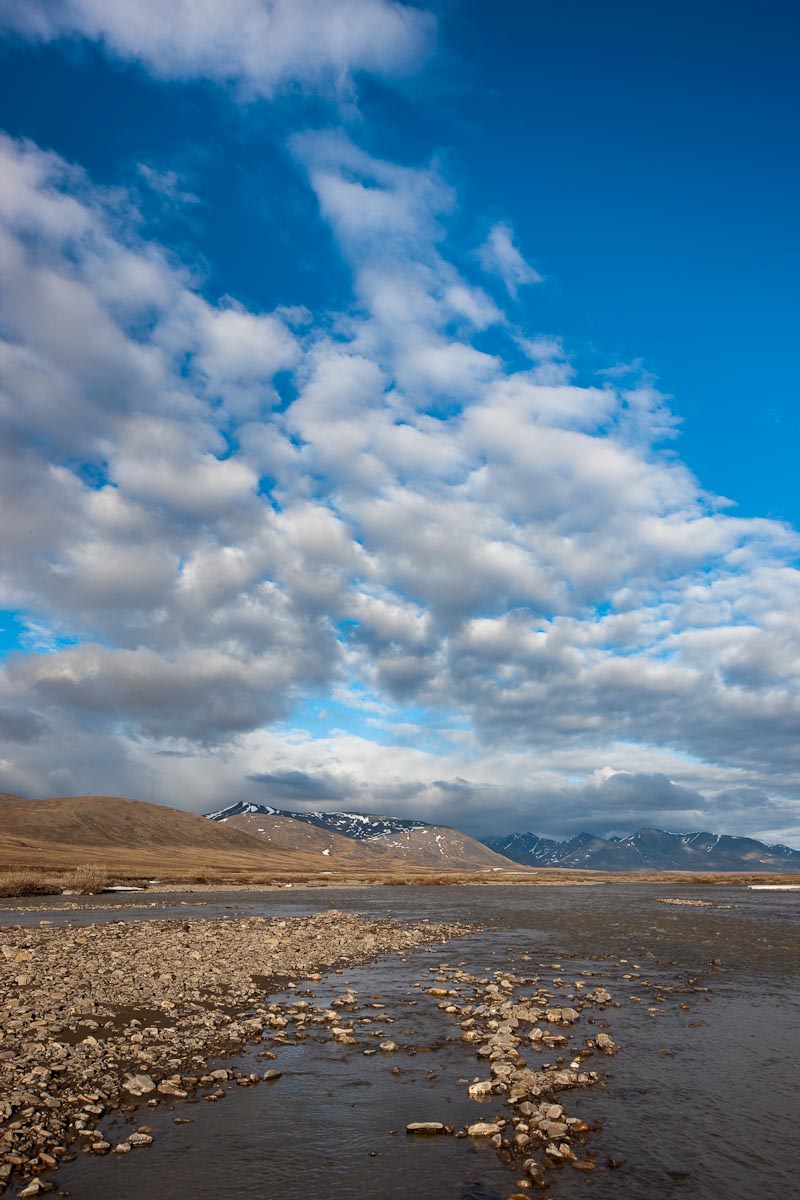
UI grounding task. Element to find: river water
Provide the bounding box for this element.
[3,883,798,1200]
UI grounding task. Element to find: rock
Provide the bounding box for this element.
[595,1033,619,1055]
[406,1123,449,1135]
[124,1073,157,1096]
[262,1069,282,1081]
[468,1080,494,1099]
[113,1142,132,1154]
[467,1122,503,1137]
[128,1132,153,1147]
[157,1080,187,1097]
[379,1041,398,1052]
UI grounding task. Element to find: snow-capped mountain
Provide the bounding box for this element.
[207,801,430,841]
[483,827,800,872]
[205,801,519,872]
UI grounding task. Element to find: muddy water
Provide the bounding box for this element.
[7,884,800,1200]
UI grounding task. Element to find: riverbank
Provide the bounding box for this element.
[3,867,799,905]
[0,910,474,1195]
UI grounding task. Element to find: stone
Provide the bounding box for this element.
[157,1080,187,1098]
[124,1073,157,1096]
[467,1122,503,1137]
[406,1123,449,1135]
[595,1033,619,1054]
[128,1132,153,1147]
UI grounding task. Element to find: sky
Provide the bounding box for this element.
[0,0,799,842]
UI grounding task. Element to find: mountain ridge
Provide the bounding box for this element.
[206,801,518,871]
[207,800,430,840]
[483,826,800,872]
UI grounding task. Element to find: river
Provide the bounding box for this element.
[3,883,798,1200]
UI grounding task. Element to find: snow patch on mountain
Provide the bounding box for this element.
[206,800,430,842]
[483,827,800,872]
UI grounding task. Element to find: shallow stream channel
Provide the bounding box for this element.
[3,884,798,1200]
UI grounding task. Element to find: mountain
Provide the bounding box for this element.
[483,827,800,872]
[207,801,518,872]
[202,805,393,869]
[208,801,429,840]
[0,793,521,879]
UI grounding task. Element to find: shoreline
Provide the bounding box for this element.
[0,910,474,1195]
[3,867,799,912]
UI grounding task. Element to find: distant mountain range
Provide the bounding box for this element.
[3,791,797,878]
[482,828,800,873]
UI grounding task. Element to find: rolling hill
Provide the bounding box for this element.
[0,794,522,879]
[0,793,295,877]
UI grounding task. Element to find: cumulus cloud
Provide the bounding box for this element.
[1,127,800,843]
[0,0,435,98]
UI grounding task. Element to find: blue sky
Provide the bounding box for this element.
[0,0,798,841]
[3,1,797,521]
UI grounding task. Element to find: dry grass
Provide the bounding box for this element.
[69,864,111,894]
[0,870,59,898]
[0,863,113,898]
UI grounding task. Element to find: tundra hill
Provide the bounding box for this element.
[0,794,377,878]
[209,802,519,873]
[0,794,519,880]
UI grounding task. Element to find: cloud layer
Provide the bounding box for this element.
[0,0,434,97]
[0,54,799,841]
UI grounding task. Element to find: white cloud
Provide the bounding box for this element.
[1,129,800,842]
[476,221,542,296]
[0,0,436,98]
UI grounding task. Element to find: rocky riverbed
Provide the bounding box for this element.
[0,910,473,1195]
[3,885,796,1200]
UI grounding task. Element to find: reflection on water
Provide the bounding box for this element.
[8,884,799,1200]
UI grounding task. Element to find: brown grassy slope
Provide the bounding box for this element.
[0,794,360,877]
[207,812,524,873]
[0,794,521,879]
[368,824,523,871]
[0,794,282,852]
[210,811,395,868]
